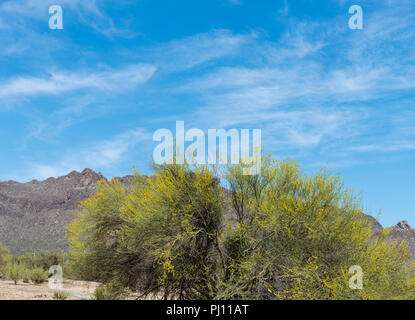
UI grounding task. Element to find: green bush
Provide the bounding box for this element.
[5,262,26,285]
[30,267,48,284]
[93,279,127,300]
[67,179,127,282]
[219,158,415,299]
[61,261,76,280]
[22,268,31,283]
[53,291,69,300]
[36,250,65,270]
[67,156,415,300]
[16,250,65,271]
[0,243,9,265]
[69,166,224,299]
[0,243,10,278]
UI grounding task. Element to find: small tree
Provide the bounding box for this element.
[120,164,225,299]
[219,158,415,299]
[5,262,26,285]
[30,267,48,284]
[93,279,127,300]
[67,155,415,300]
[68,165,225,299]
[67,178,128,282]
[0,243,10,278]
[53,291,69,300]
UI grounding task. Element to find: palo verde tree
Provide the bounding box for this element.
[119,163,225,299]
[67,178,129,282]
[0,243,10,278]
[68,163,225,299]
[68,156,415,300]
[219,156,415,299]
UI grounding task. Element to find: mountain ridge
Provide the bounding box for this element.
[0,168,131,254]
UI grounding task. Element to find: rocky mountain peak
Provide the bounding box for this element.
[80,168,105,186]
[395,220,411,230]
[58,168,105,186]
[0,168,109,254]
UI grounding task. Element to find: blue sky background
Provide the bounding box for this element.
[0,0,414,227]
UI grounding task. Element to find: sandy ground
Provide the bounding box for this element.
[0,279,101,300]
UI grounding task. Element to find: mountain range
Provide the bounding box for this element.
[0,169,130,254]
[0,169,413,256]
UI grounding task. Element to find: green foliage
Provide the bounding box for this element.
[62,260,76,280]
[69,166,224,299]
[30,267,48,284]
[67,156,415,300]
[4,262,26,285]
[0,243,10,278]
[67,179,128,282]
[36,250,65,270]
[121,164,224,299]
[10,249,65,271]
[92,279,127,300]
[220,157,415,299]
[53,291,69,300]
[0,243,9,265]
[1,246,66,284]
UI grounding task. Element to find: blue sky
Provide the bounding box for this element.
[0,0,414,227]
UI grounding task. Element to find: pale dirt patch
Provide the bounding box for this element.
[0,279,163,300]
[0,279,101,300]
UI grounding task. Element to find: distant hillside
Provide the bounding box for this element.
[0,169,131,254]
[0,169,413,256]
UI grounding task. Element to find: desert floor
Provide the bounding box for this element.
[0,279,100,300]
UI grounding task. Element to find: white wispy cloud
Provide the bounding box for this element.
[349,143,415,153]
[0,64,156,97]
[27,94,104,141]
[166,4,415,167]
[30,128,151,180]
[150,29,254,72]
[9,29,251,144]
[2,0,415,181]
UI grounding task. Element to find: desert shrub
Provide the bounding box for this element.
[22,267,31,283]
[120,164,224,299]
[93,279,127,300]
[69,165,224,299]
[62,261,76,280]
[35,250,65,271]
[218,157,415,299]
[4,262,26,285]
[17,250,65,271]
[0,243,10,278]
[68,156,415,300]
[0,243,9,266]
[53,291,69,300]
[67,179,128,282]
[0,246,68,284]
[30,267,48,284]
[14,253,36,269]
